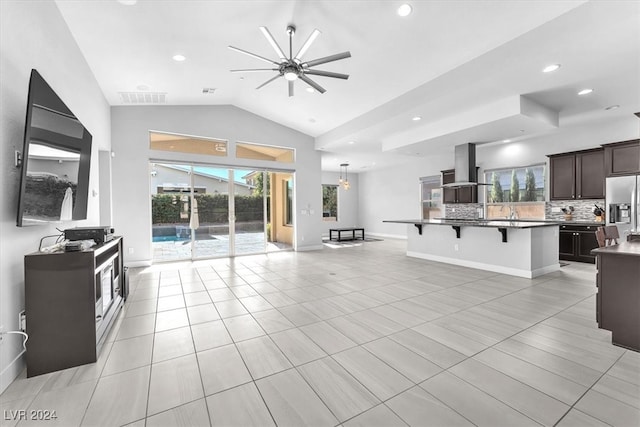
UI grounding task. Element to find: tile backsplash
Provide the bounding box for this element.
[443,198,605,222]
[546,199,605,221]
[444,204,483,219]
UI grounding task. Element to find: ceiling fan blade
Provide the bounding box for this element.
[231,68,279,73]
[259,26,287,61]
[299,74,326,94]
[256,74,282,90]
[288,81,294,97]
[304,69,349,80]
[228,46,280,66]
[294,29,321,61]
[302,51,351,68]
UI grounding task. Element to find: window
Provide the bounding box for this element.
[420,176,441,219]
[322,185,338,221]
[484,164,546,219]
[284,178,293,225]
[237,141,294,163]
[149,131,227,156]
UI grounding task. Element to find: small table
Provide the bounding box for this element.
[329,228,365,242]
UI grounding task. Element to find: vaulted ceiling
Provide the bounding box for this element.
[55,0,640,172]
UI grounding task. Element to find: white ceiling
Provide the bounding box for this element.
[54,0,640,172]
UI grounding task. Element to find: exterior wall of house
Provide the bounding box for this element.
[270,172,294,245]
[0,0,111,392]
[150,164,252,196]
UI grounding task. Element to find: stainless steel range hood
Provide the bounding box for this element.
[442,143,489,188]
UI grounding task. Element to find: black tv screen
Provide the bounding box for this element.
[17,70,92,227]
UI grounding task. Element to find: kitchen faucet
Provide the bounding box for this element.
[500,204,518,219]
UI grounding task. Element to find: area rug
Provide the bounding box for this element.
[322,237,383,248]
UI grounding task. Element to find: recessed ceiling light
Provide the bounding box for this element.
[397,4,413,17]
[347,141,355,145]
[309,118,316,123]
[306,87,314,93]
[578,88,593,95]
[412,116,422,121]
[136,84,149,91]
[605,104,620,110]
[172,54,186,62]
[502,139,511,143]
[542,64,561,73]
[117,0,137,5]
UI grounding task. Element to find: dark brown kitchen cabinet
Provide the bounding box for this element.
[549,148,605,200]
[593,243,640,351]
[559,224,599,263]
[603,139,640,177]
[441,169,478,203]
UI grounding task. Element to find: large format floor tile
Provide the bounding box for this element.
[206,383,275,427]
[256,369,338,427]
[3,239,638,427]
[147,354,204,416]
[298,357,379,422]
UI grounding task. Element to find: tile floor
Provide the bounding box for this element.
[1,238,639,426]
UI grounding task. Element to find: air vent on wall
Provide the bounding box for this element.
[202,88,216,94]
[118,92,167,104]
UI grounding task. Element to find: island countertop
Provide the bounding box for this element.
[383,219,559,229]
[592,240,640,257]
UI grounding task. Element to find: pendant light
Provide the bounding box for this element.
[339,163,350,190]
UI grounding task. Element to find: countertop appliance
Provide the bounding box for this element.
[606,175,639,237]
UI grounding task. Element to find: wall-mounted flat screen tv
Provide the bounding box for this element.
[17,69,92,227]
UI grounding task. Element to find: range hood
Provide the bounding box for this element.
[442,143,489,188]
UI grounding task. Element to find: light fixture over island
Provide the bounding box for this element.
[384,218,560,278]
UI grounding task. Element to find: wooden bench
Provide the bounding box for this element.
[329,227,365,242]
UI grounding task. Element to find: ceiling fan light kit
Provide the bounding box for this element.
[229,25,351,97]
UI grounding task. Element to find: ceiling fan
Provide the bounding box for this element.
[229,25,351,97]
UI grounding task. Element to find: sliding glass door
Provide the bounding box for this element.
[150,163,290,262]
[192,166,231,259]
[233,169,266,255]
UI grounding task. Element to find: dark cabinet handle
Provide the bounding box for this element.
[95,315,102,323]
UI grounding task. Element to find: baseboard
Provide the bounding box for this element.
[296,245,324,252]
[367,232,407,240]
[406,251,560,278]
[0,351,25,395]
[125,260,152,268]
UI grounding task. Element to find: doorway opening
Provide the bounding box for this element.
[150,162,293,262]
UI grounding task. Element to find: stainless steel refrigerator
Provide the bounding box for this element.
[606,175,640,237]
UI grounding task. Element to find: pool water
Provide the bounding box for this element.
[152,235,190,243]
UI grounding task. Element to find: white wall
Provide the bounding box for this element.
[358,116,639,238]
[110,105,321,265]
[320,171,359,236]
[0,0,110,392]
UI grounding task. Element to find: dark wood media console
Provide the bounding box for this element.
[24,237,125,377]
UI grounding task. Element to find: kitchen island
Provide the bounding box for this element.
[384,219,560,278]
[592,241,640,352]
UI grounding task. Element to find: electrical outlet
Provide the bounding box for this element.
[551,207,562,213]
[0,325,4,343]
[128,247,134,255]
[19,311,26,332]
[454,244,459,251]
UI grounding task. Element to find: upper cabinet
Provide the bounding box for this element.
[603,139,640,177]
[549,148,605,200]
[441,169,478,203]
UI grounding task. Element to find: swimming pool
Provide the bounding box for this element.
[152,235,190,243]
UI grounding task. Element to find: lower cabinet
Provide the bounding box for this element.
[24,237,125,377]
[559,224,599,263]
